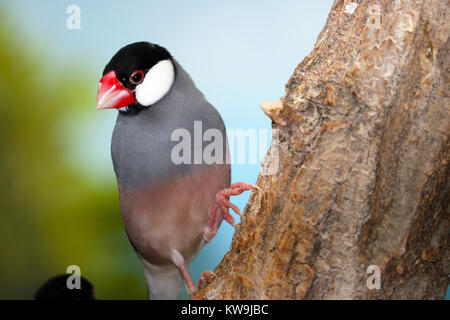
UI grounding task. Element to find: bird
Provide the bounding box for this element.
[96,42,258,299]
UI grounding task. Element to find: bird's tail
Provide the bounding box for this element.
[140,257,184,300]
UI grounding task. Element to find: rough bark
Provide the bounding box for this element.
[195,0,449,299]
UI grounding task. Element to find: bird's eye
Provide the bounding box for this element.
[130,70,144,85]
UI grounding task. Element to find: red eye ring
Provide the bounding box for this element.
[129,70,144,85]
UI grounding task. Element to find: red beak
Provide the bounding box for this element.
[96,71,136,110]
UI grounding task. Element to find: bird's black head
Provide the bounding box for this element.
[97,42,175,114]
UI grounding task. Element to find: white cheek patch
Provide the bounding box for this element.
[135,59,175,107]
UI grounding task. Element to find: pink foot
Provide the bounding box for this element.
[203,182,259,241]
[184,270,216,298]
[197,271,216,289]
[171,249,215,298]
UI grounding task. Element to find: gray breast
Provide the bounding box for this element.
[111,61,228,188]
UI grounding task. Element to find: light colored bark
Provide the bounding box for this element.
[196,0,449,299]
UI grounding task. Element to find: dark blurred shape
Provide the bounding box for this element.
[34,275,95,300]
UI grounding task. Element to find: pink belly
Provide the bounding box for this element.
[118,164,230,265]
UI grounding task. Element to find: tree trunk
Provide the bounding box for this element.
[195,0,449,299]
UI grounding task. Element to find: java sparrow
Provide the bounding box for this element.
[96,42,258,299]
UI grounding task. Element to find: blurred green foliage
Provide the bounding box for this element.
[0,13,146,299]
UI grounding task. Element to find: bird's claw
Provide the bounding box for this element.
[215,182,260,226]
[203,182,260,242]
[251,184,262,191]
[198,270,216,289]
[186,270,216,298]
